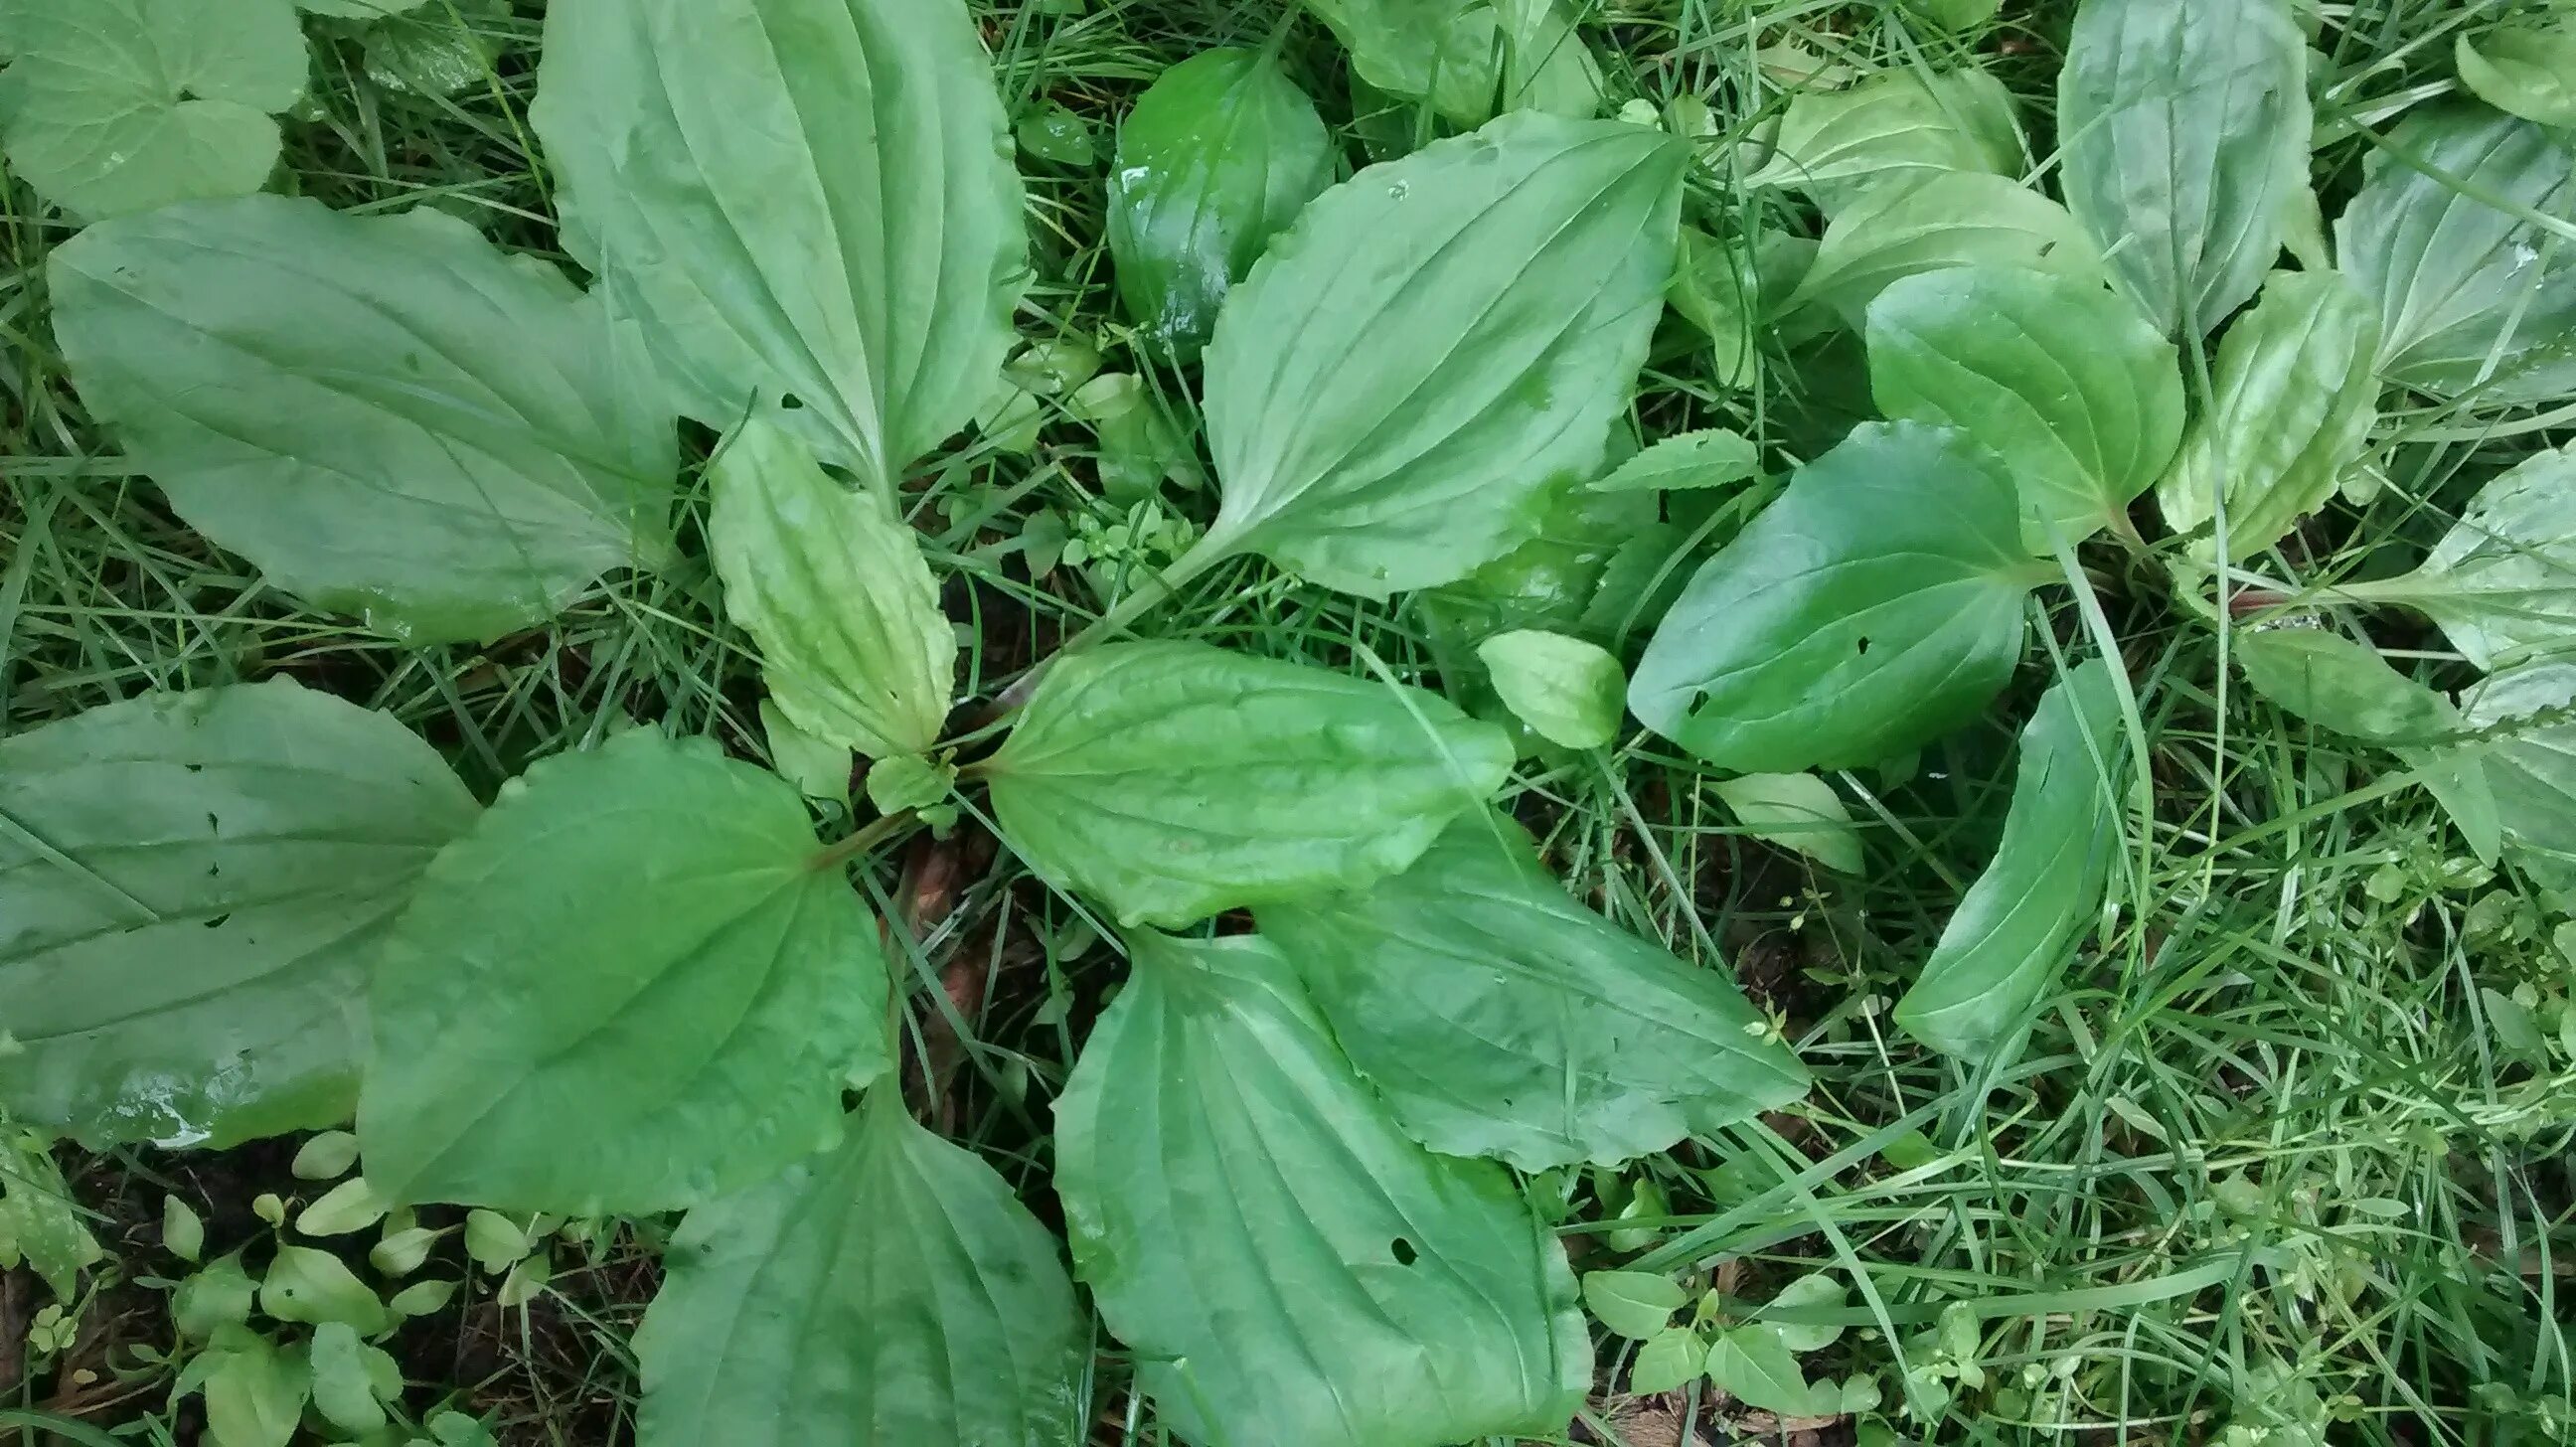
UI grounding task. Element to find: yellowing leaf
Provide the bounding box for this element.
[1713,773,1864,875]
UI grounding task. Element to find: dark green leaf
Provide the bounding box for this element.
[1745,67,2022,218]
[2236,630,2499,862]
[361,730,888,1214]
[1894,661,2129,1061]
[1631,421,2044,774]
[636,1092,1087,1447]
[49,197,679,643]
[1108,49,1336,360]
[1787,173,2105,326]
[1257,815,1809,1170]
[1198,113,1684,596]
[985,641,1513,928]
[0,681,477,1149]
[1053,931,1590,1447]
[1418,481,1658,648]
[2057,0,2312,337]
[1866,264,2185,548]
[535,0,1027,487]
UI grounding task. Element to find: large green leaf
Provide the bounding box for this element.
[1196,112,1684,596]
[534,0,1027,489]
[361,730,887,1214]
[0,682,477,1149]
[49,197,678,644]
[2334,104,2576,407]
[1786,173,2105,327]
[1865,265,2185,549]
[2357,443,2576,672]
[709,419,954,760]
[2234,629,2499,862]
[635,1092,1086,1447]
[2056,0,2312,337]
[1744,67,2022,218]
[1107,49,1336,361]
[1053,930,1589,1447]
[2462,664,2576,894]
[0,0,307,220]
[983,641,1512,928]
[2458,23,2576,129]
[1256,815,1808,1170]
[2157,270,2380,561]
[1630,421,2045,774]
[1895,661,2129,1061]
[1300,0,1602,126]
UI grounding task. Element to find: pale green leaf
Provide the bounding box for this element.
[1479,629,1626,749]
[174,1253,256,1341]
[2369,443,2576,670]
[372,1224,441,1278]
[262,1244,390,1335]
[294,1177,388,1238]
[1866,264,2186,549]
[1108,48,1336,361]
[49,197,679,642]
[985,641,1513,928]
[711,419,954,759]
[2157,270,2380,560]
[2057,0,2313,337]
[0,682,477,1149]
[0,0,307,219]
[1631,1327,1707,1393]
[1631,421,2044,774]
[362,0,507,97]
[163,1196,205,1263]
[298,0,432,15]
[497,1252,550,1308]
[761,701,854,807]
[0,1135,101,1300]
[634,1092,1087,1447]
[534,0,1028,487]
[1016,101,1096,167]
[1302,0,1603,126]
[865,755,956,817]
[1198,112,1683,596]
[1583,1270,1688,1340]
[1788,172,2106,326]
[1053,931,1590,1447]
[2461,663,2576,893]
[1712,772,1865,875]
[2335,104,2576,407]
[1763,1273,1849,1353]
[2458,24,2576,128]
[1258,815,1810,1170]
[1746,67,2022,217]
[1418,481,1658,650]
[308,1323,395,1435]
[361,730,889,1214]
[292,1132,363,1183]
[1591,429,1761,494]
[1704,1324,1823,1415]
[195,1329,308,1447]
[1669,226,1816,388]
[388,1277,459,1318]
[1895,661,2129,1061]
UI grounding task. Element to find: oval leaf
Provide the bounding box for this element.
[1053,931,1590,1447]
[1479,629,1627,749]
[2458,24,2576,128]
[710,419,955,759]
[1895,660,2129,1061]
[0,0,307,219]
[2156,270,2380,560]
[0,682,477,1149]
[2371,442,2576,671]
[2334,103,2576,407]
[636,1093,1087,1447]
[360,730,889,1214]
[1631,421,2044,774]
[50,197,678,643]
[1256,815,1809,1170]
[1108,48,1336,360]
[1199,112,1684,596]
[1865,264,2186,549]
[1787,172,2106,326]
[1711,772,1864,875]
[2057,0,2312,337]
[1745,67,2022,218]
[534,0,1028,487]
[985,641,1512,928]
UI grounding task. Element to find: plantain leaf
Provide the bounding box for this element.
[635,1091,1087,1447]
[49,197,679,643]
[984,641,1513,928]
[1865,264,2185,549]
[1745,67,2022,218]
[2157,270,2380,560]
[2457,23,2576,128]
[1591,429,1761,494]
[2462,664,2576,894]
[1257,814,1808,1170]
[361,730,888,1214]
[1300,0,1603,127]
[0,682,478,1149]
[1196,112,1684,596]
[1894,660,2129,1061]
[2057,0,2312,337]
[1631,421,2045,775]
[710,419,954,760]
[534,0,1027,489]
[2334,103,2576,407]
[1108,48,1336,361]
[1478,629,1626,749]
[1712,772,1864,875]
[1786,173,2105,327]
[2364,443,2576,672]
[0,0,308,220]
[1053,930,1590,1447]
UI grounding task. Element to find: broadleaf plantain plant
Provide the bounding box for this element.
[9,0,2576,1440]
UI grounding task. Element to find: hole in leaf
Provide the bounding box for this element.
[203,913,231,929]
[1855,636,1871,656]
[779,393,805,411]
[206,812,221,832]
[1686,689,1712,718]
[184,763,205,774]
[1390,1237,1418,1266]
